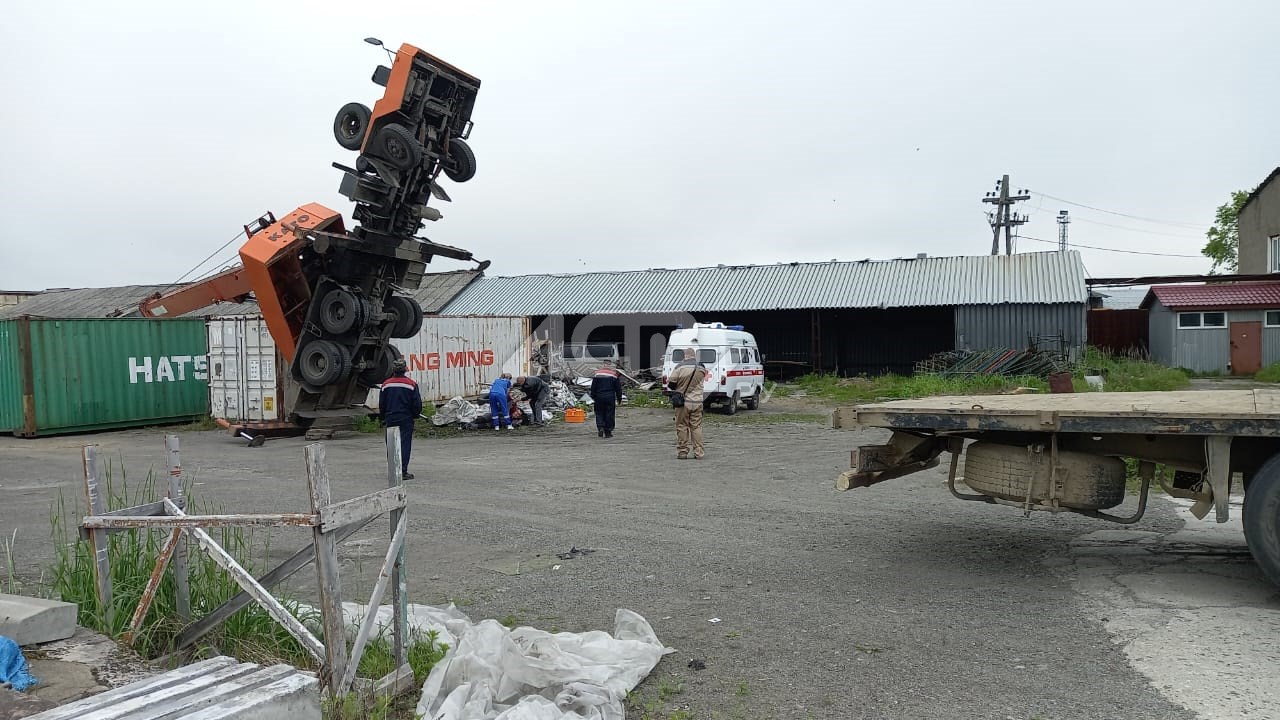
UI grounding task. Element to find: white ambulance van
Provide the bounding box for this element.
[662,323,764,414]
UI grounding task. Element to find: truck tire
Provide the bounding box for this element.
[725,391,739,415]
[386,296,423,338]
[962,442,1126,511]
[334,103,371,150]
[359,344,403,388]
[1244,454,1280,588]
[443,137,476,182]
[298,340,352,386]
[319,288,366,335]
[744,388,761,410]
[375,123,422,171]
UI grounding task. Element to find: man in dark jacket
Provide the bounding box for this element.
[514,375,550,426]
[379,358,422,479]
[590,364,624,438]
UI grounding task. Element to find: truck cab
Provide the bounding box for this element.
[662,323,764,414]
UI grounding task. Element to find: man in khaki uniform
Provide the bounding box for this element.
[667,347,707,459]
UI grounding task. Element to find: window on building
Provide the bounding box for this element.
[1179,312,1227,329]
[1267,311,1280,327]
[1271,236,1280,273]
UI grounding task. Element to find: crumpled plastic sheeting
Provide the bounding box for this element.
[308,602,671,720]
[416,609,671,720]
[0,635,37,692]
[433,396,484,426]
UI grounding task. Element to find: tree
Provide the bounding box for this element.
[1201,190,1251,274]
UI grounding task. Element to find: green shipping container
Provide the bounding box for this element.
[0,318,210,437]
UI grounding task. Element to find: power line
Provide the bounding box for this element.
[171,230,247,285]
[1028,190,1208,230]
[1019,234,1203,258]
[1069,215,1204,239]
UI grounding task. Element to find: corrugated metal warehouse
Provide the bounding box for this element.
[444,251,1088,375]
[1143,282,1280,374]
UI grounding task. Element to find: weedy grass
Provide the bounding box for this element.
[1256,362,1280,383]
[790,372,1048,404]
[1076,347,1190,392]
[49,455,450,704]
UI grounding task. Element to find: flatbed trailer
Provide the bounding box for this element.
[832,389,1280,587]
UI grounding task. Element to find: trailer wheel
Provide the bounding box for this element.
[298,340,351,386]
[375,124,422,171]
[962,442,1125,511]
[1244,454,1280,587]
[744,388,761,410]
[387,296,423,338]
[359,344,403,388]
[319,288,367,335]
[334,103,371,150]
[443,137,476,182]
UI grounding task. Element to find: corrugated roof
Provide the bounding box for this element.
[412,269,483,313]
[0,285,259,320]
[0,271,483,320]
[1143,282,1280,310]
[1093,286,1150,310]
[443,251,1087,316]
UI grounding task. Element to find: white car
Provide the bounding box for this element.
[662,323,764,414]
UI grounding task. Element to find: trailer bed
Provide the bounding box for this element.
[837,389,1280,437]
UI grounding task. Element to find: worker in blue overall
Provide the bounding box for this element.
[378,358,422,479]
[489,373,514,430]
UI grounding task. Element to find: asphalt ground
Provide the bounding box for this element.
[3,402,1276,719]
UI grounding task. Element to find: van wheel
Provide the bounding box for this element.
[745,388,760,410]
[725,391,739,415]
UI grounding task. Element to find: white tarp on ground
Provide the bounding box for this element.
[327,602,672,720]
[433,396,484,426]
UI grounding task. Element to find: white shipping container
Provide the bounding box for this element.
[387,316,531,404]
[207,315,280,421]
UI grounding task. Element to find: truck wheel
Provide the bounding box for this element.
[962,442,1125,511]
[375,124,422,171]
[334,103,371,150]
[745,388,761,410]
[725,391,739,415]
[1244,454,1280,587]
[319,288,367,335]
[359,344,403,388]
[443,137,476,182]
[298,340,351,386]
[386,296,424,338]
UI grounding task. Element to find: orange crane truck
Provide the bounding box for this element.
[140,40,484,434]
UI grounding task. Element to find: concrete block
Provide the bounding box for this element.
[28,656,319,720]
[0,594,77,647]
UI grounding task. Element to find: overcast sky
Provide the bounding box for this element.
[2,0,1278,290]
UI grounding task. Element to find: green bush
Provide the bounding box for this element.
[1256,363,1280,383]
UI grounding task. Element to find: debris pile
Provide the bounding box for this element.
[914,348,1070,378]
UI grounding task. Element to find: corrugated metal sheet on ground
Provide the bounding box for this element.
[388,316,530,403]
[443,251,1088,316]
[0,318,210,436]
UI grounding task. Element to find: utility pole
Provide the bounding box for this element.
[981,174,1030,255]
[1057,209,1070,251]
